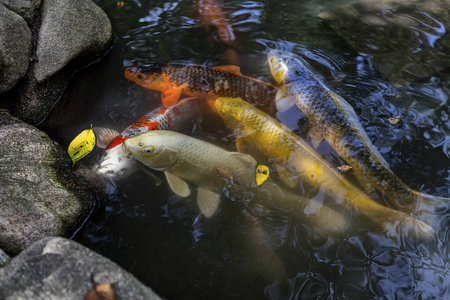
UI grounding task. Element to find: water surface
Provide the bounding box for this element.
[40,0,450,299]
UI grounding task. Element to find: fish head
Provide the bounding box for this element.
[122,131,179,171]
[214,97,248,129]
[268,50,290,84]
[268,50,322,85]
[124,64,167,91]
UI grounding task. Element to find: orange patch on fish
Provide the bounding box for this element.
[105,135,126,150]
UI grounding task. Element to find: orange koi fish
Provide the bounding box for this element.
[124,63,278,109]
[194,0,235,45]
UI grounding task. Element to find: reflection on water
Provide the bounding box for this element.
[38,0,450,299]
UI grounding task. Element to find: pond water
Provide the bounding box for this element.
[39,0,450,299]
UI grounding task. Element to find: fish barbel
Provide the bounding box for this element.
[124,63,277,109]
[214,97,434,238]
[267,50,448,212]
[93,97,205,178]
[122,130,346,232]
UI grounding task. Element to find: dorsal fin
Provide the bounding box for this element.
[230,152,257,169]
[93,127,120,149]
[214,65,242,75]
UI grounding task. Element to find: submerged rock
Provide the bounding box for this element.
[0,110,95,254]
[0,4,32,93]
[319,0,450,84]
[0,237,162,300]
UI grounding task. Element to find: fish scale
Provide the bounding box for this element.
[124,63,278,108]
[268,50,449,212]
[215,97,435,238]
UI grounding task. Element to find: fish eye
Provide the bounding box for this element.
[270,57,276,64]
[137,73,144,79]
[143,146,154,154]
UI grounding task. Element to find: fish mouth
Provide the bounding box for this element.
[122,140,131,155]
[267,56,288,84]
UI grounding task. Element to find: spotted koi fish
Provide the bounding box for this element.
[124,63,278,110]
[268,50,450,214]
[93,97,205,178]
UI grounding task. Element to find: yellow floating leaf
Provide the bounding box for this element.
[337,165,352,173]
[85,281,115,300]
[388,116,401,125]
[256,164,270,186]
[67,126,96,166]
[117,1,124,8]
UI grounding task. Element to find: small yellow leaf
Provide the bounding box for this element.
[117,2,124,8]
[85,281,115,300]
[388,116,401,124]
[337,165,352,173]
[256,165,270,186]
[67,126,96,166]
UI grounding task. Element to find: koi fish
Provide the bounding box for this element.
[93,97,205,178]
[194,0,235,44]
[214,97,434,238]
[124,63,277,109]
[193,0,239,66]
[267,50,449,213]
[122,130,347,232]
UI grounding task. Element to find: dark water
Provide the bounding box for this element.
[39,0,450,299]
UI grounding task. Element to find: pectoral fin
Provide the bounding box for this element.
[235,137,249,153]
[162,88,182,107]
[309,125,323,149]
[142,168,163,186]
[275,87,296,112]
[93,127,120,149]
[275,164,298,188]
[197,187,220,218]
[164,171,190,197]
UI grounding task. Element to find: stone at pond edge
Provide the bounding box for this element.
[0,4,32,93]
[0,237,163,300]
[1,0,113,125]
[0,110,96,254]
[1,0,42,24]
[319,0,450,84]
[34,0,112,82]
[0,249,11,268]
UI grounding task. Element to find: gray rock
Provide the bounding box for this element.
[319,0,450,84]
[0,110,96,254]
[1,0,42,24]
[34,0,112,82]
[0,248,11,268]
[0,237,163,300]
[0,4,32,93]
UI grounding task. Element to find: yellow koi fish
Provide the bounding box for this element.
[214,97,434,238]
